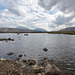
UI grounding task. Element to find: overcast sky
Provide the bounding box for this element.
[0,0,75,31]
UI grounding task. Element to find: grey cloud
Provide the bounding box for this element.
[39,0,75,30]
[38,0,57,10]
[57,0,75,13]
[66,22,75,26]
[53,15,74,25]
[48,24,55,28]
[38,0,75,13]
[48,15,74,29]
[0,0,22,16]
[0,14,3,18]
[8,8,21,16]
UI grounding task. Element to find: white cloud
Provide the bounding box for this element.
[0,0,75,31]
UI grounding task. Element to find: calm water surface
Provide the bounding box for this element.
[0,33,75,61]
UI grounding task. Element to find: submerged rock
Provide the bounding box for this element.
[0,38,14,41]
[16,57,21,61]
[24,34,28,36]
[43,48,48,52]
[7,52,13,56]
[18,54,23,57]
[24,54,26,57]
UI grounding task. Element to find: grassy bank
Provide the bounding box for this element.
[0,31,75,35]
[48,31,75,35]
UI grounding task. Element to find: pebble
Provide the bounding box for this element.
[22,59,27,63]
[69,61,74,63]
[66,63,71,66]
[67,68,75,71]
[0,58,6,61]
[26,59,36,66]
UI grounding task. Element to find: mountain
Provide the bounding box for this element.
[0,27,47,33]
[0,28,33,33]
[60,27,75,31]
[16,27,47,32]
[34,28,47,32]
[16,26,30,30]
[0,26,9,28]
[0,26,48,33]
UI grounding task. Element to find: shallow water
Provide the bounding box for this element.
[0,33,75,74]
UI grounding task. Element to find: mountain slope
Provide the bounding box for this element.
[34,28,47,32]
[0,27,47,33]
[60,27,75,31]
[0,28,33,33]
[16,26,30,30]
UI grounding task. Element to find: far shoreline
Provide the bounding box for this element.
[0,31,75,35]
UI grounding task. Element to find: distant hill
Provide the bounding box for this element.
[34,28,47,32]
[60,27,75,31]
[0,27,47,33]
[16,26,30,30]
[0,28,33,33]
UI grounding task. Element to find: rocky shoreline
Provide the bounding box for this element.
[0,58,61,75]
[0,50,74,75]
[0,47,74,75]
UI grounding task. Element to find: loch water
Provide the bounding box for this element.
[0,33,75,74]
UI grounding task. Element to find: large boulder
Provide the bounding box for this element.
[44,59,61,75]
[26,59,36,66]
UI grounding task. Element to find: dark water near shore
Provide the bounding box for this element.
[0,33,75,74]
